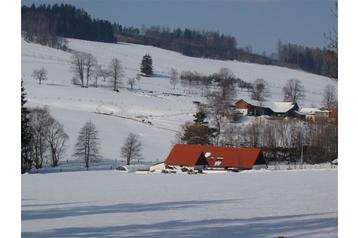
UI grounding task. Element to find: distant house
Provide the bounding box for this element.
[164,144,267,171]
[329,106,338,122]
[299,108,331,121]
[315,110,330,119]
[234,99,299,117]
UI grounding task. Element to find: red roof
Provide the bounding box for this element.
[165,144,264,169]
[165,144,206,167]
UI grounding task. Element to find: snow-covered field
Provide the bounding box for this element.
[22,169,337,238]
[21,38,337,162]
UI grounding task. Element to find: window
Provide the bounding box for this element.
[214,157,224,166]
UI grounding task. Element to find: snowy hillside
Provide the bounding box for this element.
[22,169,338,238]
[21,38,337,162]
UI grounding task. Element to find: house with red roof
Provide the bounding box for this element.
[164,144,267,171]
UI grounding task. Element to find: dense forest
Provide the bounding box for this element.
[22,4,114,44]
[277,41,338,79]
[113,24,276,65]
[113,25,337,79]
[21,4,337,79]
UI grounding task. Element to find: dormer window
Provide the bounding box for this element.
[214,157,224,166]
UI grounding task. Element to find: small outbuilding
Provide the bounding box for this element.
[149,162,166,172]
[299,108,331,121]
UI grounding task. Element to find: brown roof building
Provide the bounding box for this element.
[234,99,299,117]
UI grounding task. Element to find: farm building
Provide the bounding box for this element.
[299,108,331,121]
[164,144,267,171]
[164,144,209,171]
[149,162,166,172]
[329,106,338,122]
[234,99,299,117]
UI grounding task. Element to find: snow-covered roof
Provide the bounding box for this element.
[299,108,330,115]
[262,102,296,113]
[239,99,296,113]
[299,108,321,115]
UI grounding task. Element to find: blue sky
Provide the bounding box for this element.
[22,0,337,54]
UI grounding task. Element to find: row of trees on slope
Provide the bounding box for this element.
[276,41,338,79]
[251,77,337,108]
[243,117,337,164]
[21,82,68,173]
[33,58,336,111]
[32,59,336,110]
[21,83,144,173]
[178,68,337,108]
[115,25,337,78]
[69,53,153,90]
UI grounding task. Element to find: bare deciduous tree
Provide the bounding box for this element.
[108,58,125,91]
[251,78,270,104]
[290,120,304,151]
[325,1,338,53]
[29,107,52,169]
[205,92,231,145]
[98,65,110,82]
[172,123,186,145]
[74,121,101,169]
[28,107,68,168]
[169,68,179,89]
[84,53,97,88]
[32,68,48,85]
[93,65,102,88]
[304,119,337,164]
[46,116,68,167]
[221,124,241,147]
[263,121,276,149]
[70,52,86,87]
[245,118,262,147]
[322,85,337,109]
[127,77,136,90]
[282,78,305,103]
[121,133,143,165]
[275,119,290,148]
[215,68,236,105]
[199,68,238,145]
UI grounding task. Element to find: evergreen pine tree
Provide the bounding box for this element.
[21,80,33,173]
[193,111,207,124]
[181,122,210,145]
[179,110,211,145]
[140,54,153,76]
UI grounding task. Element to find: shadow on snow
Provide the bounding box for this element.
[22,212,337,238]
[22,199,239,220]
[22,199,337,237]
